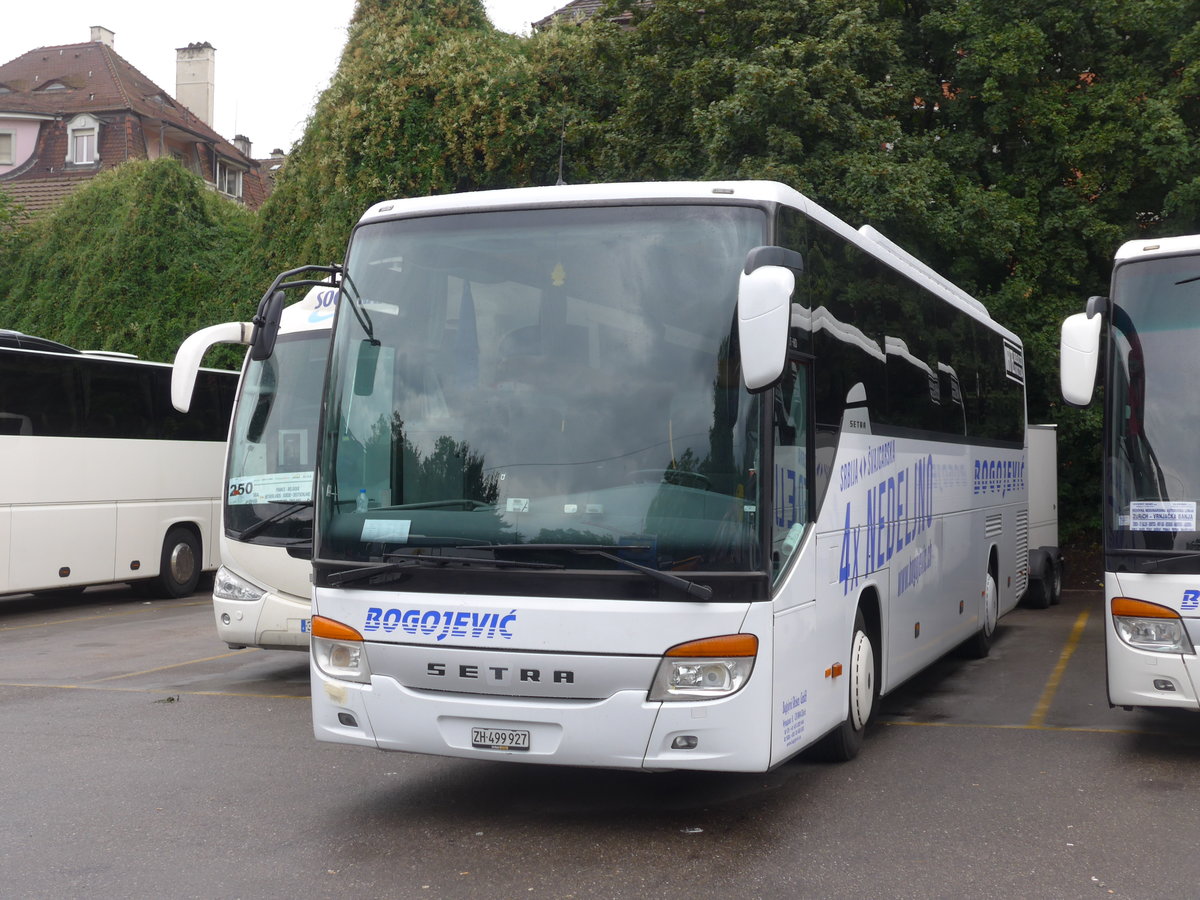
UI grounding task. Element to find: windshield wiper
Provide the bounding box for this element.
[326,552,563,587]
[229,501,312,542]
[1122,549,1200,573]
[484,543,714,600]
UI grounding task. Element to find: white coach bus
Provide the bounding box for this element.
[0,332,236,597]
[173,281,337,650]
[297,181,1028,771]
[1062,234,1200,711]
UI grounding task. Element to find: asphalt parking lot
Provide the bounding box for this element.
[2,581,1199,899]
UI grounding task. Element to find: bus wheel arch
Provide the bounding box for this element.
[150,524,202,598]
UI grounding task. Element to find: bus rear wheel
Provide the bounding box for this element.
[149,527,201,598]
[814,610,876,762]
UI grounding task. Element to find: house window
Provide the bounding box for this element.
[66,115,100,165]
[0,133,13,166]
[73,129,96,163]
[216,161,243,199]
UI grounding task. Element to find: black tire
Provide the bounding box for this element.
[149,527,201,598]
[963,570,998,658]
[1027,564,1052,609]
[814,610,877,762]
[1049,559,1063,605]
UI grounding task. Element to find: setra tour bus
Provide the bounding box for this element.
[0,330,235,597]
[1061,234,1200,711]
[172,282,337,650]
[275,181,1029,772]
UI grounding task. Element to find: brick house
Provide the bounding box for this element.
[0,27,268,214]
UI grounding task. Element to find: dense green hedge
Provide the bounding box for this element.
[4,0,1199,540]
[0,159,257,364]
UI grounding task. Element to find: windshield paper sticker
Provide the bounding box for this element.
[360,519,412,543]
[1129,501,1197,532]
[227,471,313,505]
[364,606,517,641]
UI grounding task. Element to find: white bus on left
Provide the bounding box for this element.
[0,331,236,598]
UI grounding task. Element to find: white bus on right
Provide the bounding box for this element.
[1062,233,1200,711]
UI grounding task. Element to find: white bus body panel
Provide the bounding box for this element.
[214,536,312,649]
[1,435,223,593]
[1106,571,1200,710]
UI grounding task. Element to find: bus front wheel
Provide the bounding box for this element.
[814,609,876,762]
[150,527,201,598]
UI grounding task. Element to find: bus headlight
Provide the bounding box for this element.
[1112,597,1195,654]
[649,634,757,701]
[311,616,372,684]
[213,566,265,603]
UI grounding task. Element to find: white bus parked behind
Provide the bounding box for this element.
[173,281,337,649]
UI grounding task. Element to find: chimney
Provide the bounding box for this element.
[175,42,216,127]
[90,26,115,48]
[233,134,252,157]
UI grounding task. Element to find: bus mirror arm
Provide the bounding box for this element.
[171,321,253,413]
[738,246,798,392]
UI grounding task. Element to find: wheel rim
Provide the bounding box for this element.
[849,629,875,731]
[983,573,998,636]
[169,540,197,586]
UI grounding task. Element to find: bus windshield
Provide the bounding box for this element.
[317,204,767,576]
[225,330,328,543]
[1107,254,1200,556]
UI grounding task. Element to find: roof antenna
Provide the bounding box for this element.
[556,118,567,186]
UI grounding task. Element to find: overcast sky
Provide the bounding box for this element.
[0,2,566,156]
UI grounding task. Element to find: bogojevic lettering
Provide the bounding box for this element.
[364,607,517,641]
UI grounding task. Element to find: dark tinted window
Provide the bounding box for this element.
[0,348,235,441]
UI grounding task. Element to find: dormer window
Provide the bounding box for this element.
[66,113,100,165]
[0,133,13,166]
[41,81,68,91]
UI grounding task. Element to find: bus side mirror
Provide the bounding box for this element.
[738,246,801,391]
[250,290,287,362]
[171,321,252,412]
[1060,310,1103,407]
[353,340,381,396]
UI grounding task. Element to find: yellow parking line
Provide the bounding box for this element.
[0,600,210,632]
[885,719,1155,737]
[83,647,260,683]
[1028,609,1090,728]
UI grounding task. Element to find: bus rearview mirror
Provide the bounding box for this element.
[738,264,794,391]
[1060,311,1102,407]
[250,291,287,362]
[353,340,381,396]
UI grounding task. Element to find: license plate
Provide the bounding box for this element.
[471,727,531,751]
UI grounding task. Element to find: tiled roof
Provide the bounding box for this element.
[1,173,92,213]
[0,41,245,162]
[533,0,654,29]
